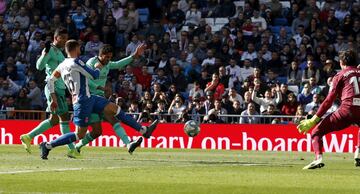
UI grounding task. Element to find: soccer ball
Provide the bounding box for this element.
[184,120,200,137]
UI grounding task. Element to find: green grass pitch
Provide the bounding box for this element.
[0,145,359,194]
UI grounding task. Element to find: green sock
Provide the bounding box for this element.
[60,121,75,150]
[28,119,52,139]
[75,132,94,150]
[113,123,130,145]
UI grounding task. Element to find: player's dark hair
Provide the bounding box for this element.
[54,27,68,37]
[99,44,113,55]
[339,50,357,67]
[65,39,79,53]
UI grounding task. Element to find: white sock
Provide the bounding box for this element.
[45,143,52,149]
[355,147,360,159]
[140,126,147,134]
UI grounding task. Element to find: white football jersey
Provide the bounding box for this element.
[56,58,100,103]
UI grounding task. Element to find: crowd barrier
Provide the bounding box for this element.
[0,120,357,153]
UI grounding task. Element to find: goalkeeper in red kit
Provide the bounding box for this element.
[297,50,360,169]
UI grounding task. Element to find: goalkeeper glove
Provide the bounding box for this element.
[297,115,321,134]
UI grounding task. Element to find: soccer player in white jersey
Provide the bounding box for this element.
[39,40,158,159]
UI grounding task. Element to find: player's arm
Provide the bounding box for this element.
[75,60,101,80]
[36,49,51,70]
[108,44,146,69]
[297,75,339,134]
[47,69,61,111]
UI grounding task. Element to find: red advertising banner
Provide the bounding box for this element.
[0,120,358,153]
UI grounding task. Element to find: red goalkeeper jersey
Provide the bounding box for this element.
[316,66,360,117]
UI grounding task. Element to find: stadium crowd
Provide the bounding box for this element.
[0,0,359,124]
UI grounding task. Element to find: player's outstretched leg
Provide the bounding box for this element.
[59,121,78,158]
[354,147,360,167]
[39,132,79,160]
[114,109,159,138]
[127,137,143,154]
[20,118,54,153]
[303,135,325,170]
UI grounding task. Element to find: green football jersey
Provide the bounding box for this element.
[87,56,133,96]
[36,46,66,90]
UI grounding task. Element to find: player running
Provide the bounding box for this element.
[20,28,78,157]
[39,40,158,159]
[297,50,360,169]
[75,44,147,153]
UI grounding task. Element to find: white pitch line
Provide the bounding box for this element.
[0,168,82,175]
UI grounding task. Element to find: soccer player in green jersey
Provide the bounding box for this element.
[20,28,78,157]
[75,44,149,153]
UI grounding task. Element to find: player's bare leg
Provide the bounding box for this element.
[75,122,103,153]
[355,128,360,167]
[20,114,59,153]
[303,135,325,169]
[103,102,159,138]
[40,125,87,160]
[104,116,143,154]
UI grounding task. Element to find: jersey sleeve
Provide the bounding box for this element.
[74,59,100,80]
[316,74,341,117]
[108,55,133,69]
[36,48,51,70]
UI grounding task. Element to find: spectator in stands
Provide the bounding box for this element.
[84,33,103,58]
[303,0,320,20]
[154,100,169,123]
[334,34,348,52]
[287,3,300,25]
[15,6,30,30]
[184,57,201,83]
[228,99,243,123]
[130,77,142,98]
[185,3,201,26]
[116,8,134,46]
[308,77,321,95]
[188,81,204,101]
[204,99,227,123]
[326,8,340,31]
[124,65,135,82]
[302,59,320,84]
[0,57,18,81]
[291,11,309,35]
[205,73,225,100]
[0,78,20,97]
[281,92,299,116]
[239,59,254,81]
[225,58,242,89]
[287,61,302,85]
[15,88,30,110]
[228,87,244,106]
[218,66,229,88]
[304,93,320,113]
[168,94,186,122]
[262,104,281,124]
[26,80,42,110]
[240,102,260,124]
[151,68,170,91]
[126,34,142,56]
[335,1,350,22]
[188,98,204,123]
[293,25,310,48]
[297,83,313,105]
[137,65,152,92]
[127,2,139,30]
[241,42,257,61]
[251,10,267,32]
[128,100,140,121]
[169,64,187,92]
[252,85,282,113]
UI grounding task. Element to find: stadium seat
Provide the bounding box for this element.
[211,24,223,32]
[277,76,287,84]
[233,1,244,8]
[138,8,149,25]
[204,18,214,26]
[215,18,229,25]
[16,63,26,72]
[269,26,281,34]
[274,18,288,26]
[280,1,291,9]
[288,85,299,95]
